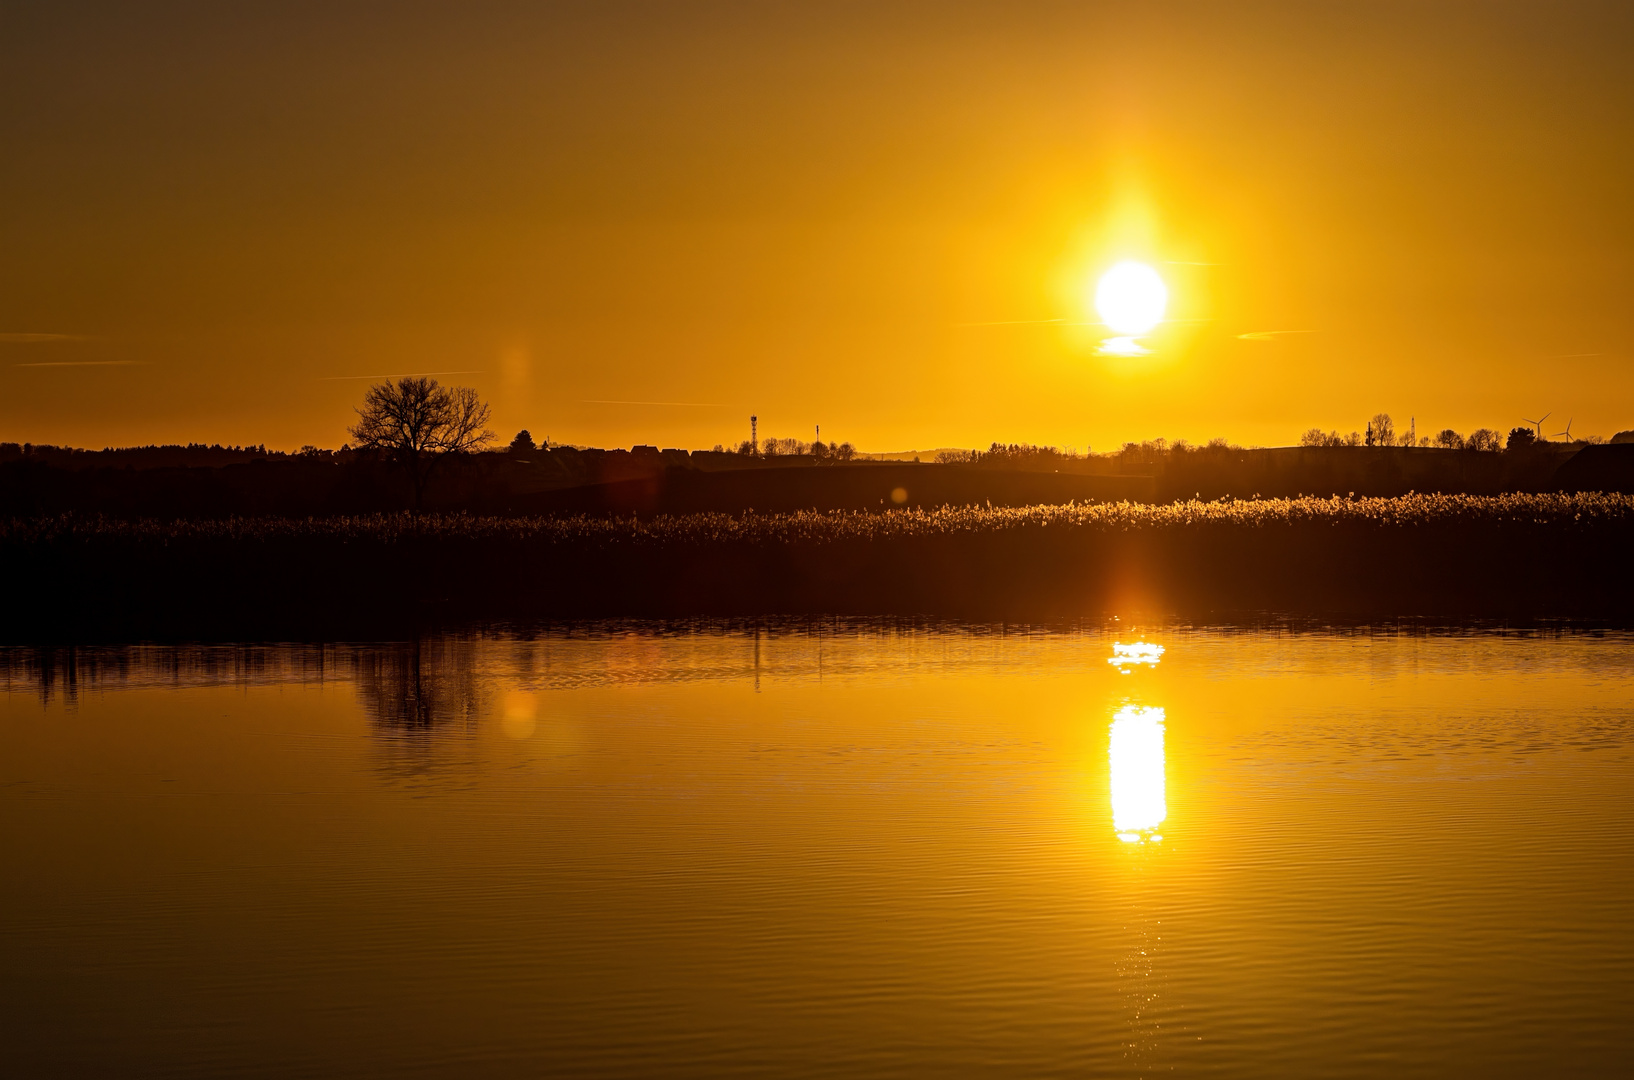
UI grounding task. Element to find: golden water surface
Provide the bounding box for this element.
[3,627,1631,1077]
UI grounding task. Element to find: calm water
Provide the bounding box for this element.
[3,627,1631,1077]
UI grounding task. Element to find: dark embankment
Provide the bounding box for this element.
[1551,444,1634,493]
[5,494,1632,641]
[5,442,1626,522]
[521,464,1153,514]
[0,450,1149,517]
[1153,444,1583,499]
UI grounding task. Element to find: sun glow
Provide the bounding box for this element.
[1094,261,1168,336]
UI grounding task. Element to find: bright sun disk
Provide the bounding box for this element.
[1094,261,1168,336]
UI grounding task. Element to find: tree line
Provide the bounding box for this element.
[211,378,1634,519]
[721,438,858,461]
[1299,413,1612,452]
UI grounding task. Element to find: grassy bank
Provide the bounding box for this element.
[5,493,1633,640]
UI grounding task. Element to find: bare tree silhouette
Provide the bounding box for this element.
[349,377,494,511]
[1369,413,1394,447]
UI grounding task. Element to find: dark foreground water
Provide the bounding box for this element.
[3,627,1631,1077]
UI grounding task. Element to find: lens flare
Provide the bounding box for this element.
[1094,262,1168,336]
[502,690,538,740]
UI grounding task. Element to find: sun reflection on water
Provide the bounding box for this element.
[1109,641,1165,672]
[1110,705,1167,843]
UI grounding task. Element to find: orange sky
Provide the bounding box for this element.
[3,2,1632,452]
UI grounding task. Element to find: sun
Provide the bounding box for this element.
[1094,261,1168,336]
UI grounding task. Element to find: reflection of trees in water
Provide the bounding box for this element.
[350,639,490,790]
[350,639,485,732]
[4,647,82,709]
[5,639,485,732]
[1,644,337,708]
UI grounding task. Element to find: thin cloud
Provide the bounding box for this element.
[953,318,1067,327]
[1097,337,1150,357]
[0,332,93,343]
[1237,330,1317,341]
[1164,260,1220,266]
[319,370,484,381]
[13,359,142,368]
[582,399,728,408]
[959,317,1214,329]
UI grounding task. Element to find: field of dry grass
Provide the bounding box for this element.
[6,493,1632,639]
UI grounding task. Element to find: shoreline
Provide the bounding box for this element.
[7,493,1633,643]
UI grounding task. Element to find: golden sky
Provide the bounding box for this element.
[2,2,1631,452]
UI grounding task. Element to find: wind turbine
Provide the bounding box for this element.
[1554,418,1574,441]
[1521,412,1551,439]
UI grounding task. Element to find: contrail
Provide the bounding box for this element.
[1237,330,1316,341]
[319,370,484,380]
[13,360,141,367]
[0,332,91,343]
[953,318,1067,327]
[582,399,729,408]
[958,318,1214,328]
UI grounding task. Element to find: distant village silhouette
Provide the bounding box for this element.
[3,401,1631,518]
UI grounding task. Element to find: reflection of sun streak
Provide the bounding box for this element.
[1109,641,1164,670]
[1110,706,1166,842]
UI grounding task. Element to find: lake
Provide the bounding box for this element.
[3,625,1631,1077]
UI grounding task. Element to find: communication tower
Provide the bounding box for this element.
[751,416,757,448]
